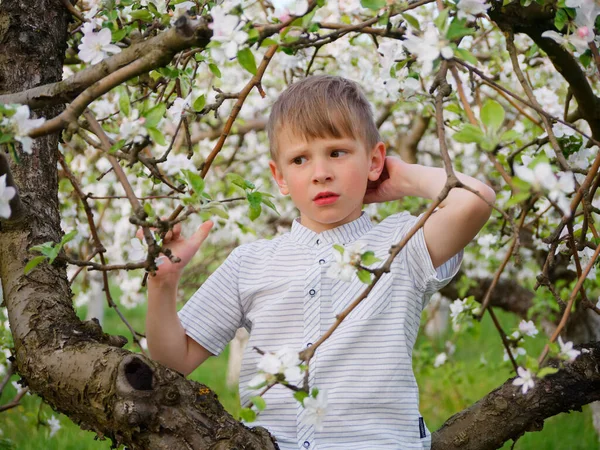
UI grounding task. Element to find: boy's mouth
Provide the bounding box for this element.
[313,192,339,205]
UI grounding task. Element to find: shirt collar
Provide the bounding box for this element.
[290,212,373,247]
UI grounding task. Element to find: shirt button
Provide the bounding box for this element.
[316,239,321,245]
[319,259,325,265]
[309,289,316,296]
[303,442,310,448]
[306,342,312,347]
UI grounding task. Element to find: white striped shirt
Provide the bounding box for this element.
[179,211,463,450]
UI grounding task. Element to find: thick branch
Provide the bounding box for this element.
[489,2,600,138]
[432,341,600,449]
[0,17,212,110]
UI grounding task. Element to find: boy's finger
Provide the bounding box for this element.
[189,221,214,249]
[172,223,182,239]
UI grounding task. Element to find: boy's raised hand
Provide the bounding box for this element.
[364,156,408,204]
[137,220,213,284]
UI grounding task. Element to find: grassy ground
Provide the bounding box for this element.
[0,303,597,449]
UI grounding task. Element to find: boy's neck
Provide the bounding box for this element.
[298,210,365,234]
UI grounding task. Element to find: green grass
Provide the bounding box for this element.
[0,304,597,449]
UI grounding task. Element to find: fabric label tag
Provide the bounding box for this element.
[418,416,426,438]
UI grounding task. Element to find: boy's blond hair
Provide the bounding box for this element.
[267,75,381,161]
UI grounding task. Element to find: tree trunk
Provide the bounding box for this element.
[0,2,277,448]
[0,2,599,449]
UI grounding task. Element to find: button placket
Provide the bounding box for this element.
[298,246,325,449]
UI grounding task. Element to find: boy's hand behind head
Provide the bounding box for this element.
[363,156,406,204]
[137,220,213,285]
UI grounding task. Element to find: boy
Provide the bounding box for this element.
[146,75,496,449]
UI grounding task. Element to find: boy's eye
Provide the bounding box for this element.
[331,150,346,158]
[292,156,306,165]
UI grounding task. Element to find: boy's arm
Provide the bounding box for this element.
[365,156,496,268]
[142,220,215,376]
[146,277,213,376]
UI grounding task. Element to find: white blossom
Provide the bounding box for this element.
[249,347,303,388]
[120,111,148,144]
[129,238,146,261]
[78,27,121,65]
[208,6,248,62]
[401,25,453,76]
[503,346,526,361]
[272,0,309,19]
[514,162,575,216]
[47,415,61,438]
[456,0,491,21]
[512,367,535,394]
[518,320,538,337]
[167,95,191,123]
[558,336,581,362]
[303,389,328,432]
[477,233,498,258]
[0,174,16,219]
[326,242,365,282]
[552,122,576,138]
[172,1,195,22]
[541,30,589,53]
[1,104,45,154]
[434,352,447,368]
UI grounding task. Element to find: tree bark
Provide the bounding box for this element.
[0,1,277,448]
[0,2,599,449]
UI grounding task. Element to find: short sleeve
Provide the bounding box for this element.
[178,247,244,356]
[399,213,463,300]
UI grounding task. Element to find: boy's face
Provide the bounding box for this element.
[269,127,385,233]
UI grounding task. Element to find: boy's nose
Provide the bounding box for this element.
[312,161,333,183]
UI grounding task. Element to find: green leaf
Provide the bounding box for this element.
[500,129,520,142]
[30,242,56,258]
[203,204,229,219]
[402,13,420,31]
[193,94,206,112]
[554,8,569,31]
[227,173,255,190]
[110,139,126,154]
[247,192,262,221]
[250,396,267,411]
[239,407,257,422]
[294,390,309,404]
[260,195,279,214]
[481,99,505,134]
[454,47,479,65]
[60,230,78,246]
[209,63,222,78]
[434,8,450,31]
[237,48,257,75]
[333,244,344,254]
[525,355,539,373]
[119,92,131,117]
[357,269,372,284]
[143,104,166,128]
[24,256,47,275]
[112,27,128,43]
[453,124,484,143]
[310,387,319,398]
[505,191,531,207]
[446,18,475,40]
[129,9,153,21]
[361,251,380,266]
[360,0,386,10]
[182,169,205,194]
[147,127,167,146]
[537,366,559,378]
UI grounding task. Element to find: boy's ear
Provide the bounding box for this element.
[269,160,289,195]
[368,141,387,181]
